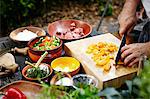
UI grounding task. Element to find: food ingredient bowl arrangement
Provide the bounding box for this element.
[72,74,98,89]
[50,72,72,86]
[51,57,80,76]
[9,26,46,43]
[22,63,53,81]
[47,19,92,40]
[27,36,63,62]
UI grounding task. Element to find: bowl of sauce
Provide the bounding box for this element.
[51,57,80,76]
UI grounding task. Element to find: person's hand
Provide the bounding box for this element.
[118,12,137,36]
[121,43,148,66]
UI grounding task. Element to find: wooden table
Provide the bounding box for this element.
[0,30,138,88]
[0,29,99,87]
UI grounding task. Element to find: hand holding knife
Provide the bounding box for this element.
[115,24,135,66]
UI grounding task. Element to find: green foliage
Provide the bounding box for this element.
[69,84,99,99]
[96,0,113,16]
[139,58,150,98]
[39,72,100,99]
[0,0,44,36]
[100,58,150,99]
[38,58,150,99]
[26,67,48,78]
[39,85,70,99]
[39,83,100,99]
[98,88,121,99]
[19,0,36,17]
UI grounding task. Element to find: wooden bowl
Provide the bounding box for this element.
[9,26,46,43]
[47,19,92,40]
[0,80,42,98]
[50,72,72,86]
[22,63,53,81]
[51,57,80,76]
[27,36,63,62]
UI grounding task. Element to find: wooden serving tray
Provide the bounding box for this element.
[64,33,138,89]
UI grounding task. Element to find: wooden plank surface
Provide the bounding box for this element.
[64,33,138,89]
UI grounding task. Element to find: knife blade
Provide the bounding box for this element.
[115,32,127,66]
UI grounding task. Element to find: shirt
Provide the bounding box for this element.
[142,0,150,18]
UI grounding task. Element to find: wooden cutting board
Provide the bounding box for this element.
[64,33,138,89]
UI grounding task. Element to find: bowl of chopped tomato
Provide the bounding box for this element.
[27,36,63,62]
[47,19,92,40]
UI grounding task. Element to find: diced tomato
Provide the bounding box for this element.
[39,43,45,47]
[45,36,50,40]
[49,38,53,43]
[42,36,51,42]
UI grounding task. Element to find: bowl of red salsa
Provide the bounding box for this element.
[27,36,63,62]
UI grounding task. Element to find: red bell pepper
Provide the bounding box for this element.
[2,87,27,99]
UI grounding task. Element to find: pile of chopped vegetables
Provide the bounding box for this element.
[33,36,60,51]
[86,42,118,71]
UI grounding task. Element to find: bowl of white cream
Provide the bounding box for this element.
[50,72,73,86]
[9,26,46,43]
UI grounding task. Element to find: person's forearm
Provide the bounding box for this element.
[121,0,140,16]
[145,42,150,57]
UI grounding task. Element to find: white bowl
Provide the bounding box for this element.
[9,26,46,43]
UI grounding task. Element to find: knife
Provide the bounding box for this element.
[115,32,127,66]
